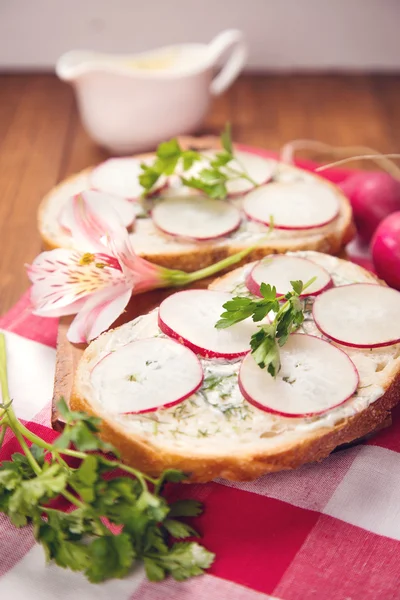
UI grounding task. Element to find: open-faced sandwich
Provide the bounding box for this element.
[38,132,354,271]
[71,251,400,482]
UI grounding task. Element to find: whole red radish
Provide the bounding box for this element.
[339,172,400,243]
[371,211,400,290]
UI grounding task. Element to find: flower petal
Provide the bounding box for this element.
[107,233,169,293]
[67,284,132,343]
[27,248,125,315]
[31,297,87,318]
[63,192,129,252]
[60,190,136,235]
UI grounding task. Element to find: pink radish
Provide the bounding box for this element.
[158,290,264,359]
[90,157,166,200]
[59,190,137,232]
[313,283,400,348]
[243,181,340,229]
[90,338,203,414]
[339,172,400,243]
[246,255,333,298]
[184,150,275,195]
[151,196,241,241]
[239,333,359,417]
[371,211,400,290]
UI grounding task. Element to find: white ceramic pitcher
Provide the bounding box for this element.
[56,30,247,154]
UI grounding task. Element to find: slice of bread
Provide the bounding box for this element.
[70,251,400,482]
[38,137,355,272]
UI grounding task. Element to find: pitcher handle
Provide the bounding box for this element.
[207,30,247,96]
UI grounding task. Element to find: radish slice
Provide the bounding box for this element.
[239,334,359,417]
[246,256,333,298]
[185,150,275,195]
[158,290,264,359]
[90,338,203,414]
[224,151,275,195]
[151,196,241,240]
[59,190,137,231]
[243,181,340,229]
[313,283,400,348]
[90,157,165,200]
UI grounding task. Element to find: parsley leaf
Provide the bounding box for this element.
[163,518,199,539]
[169,499,203,518]
[86,534,136,583]
[144,557,166,581]
[139,123,257,199]
[54,399,115,454]
[216,276,316,375]
[8,464,67,526]
[0,469,21,491]
[149,542,215,581]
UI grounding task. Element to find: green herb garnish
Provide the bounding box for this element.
[215,278,316,377]
[0,334,214,584]
[139,124,257,199]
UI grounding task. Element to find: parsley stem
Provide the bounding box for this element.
[61,489,87,510]
[0,422,7,448]
[12,418,157,489]
[224,164,258,187]
[9,421,86,459]
[100,458,157,488]
[0,334,10,421]
[0,334,43,476]
[52,451,72,472]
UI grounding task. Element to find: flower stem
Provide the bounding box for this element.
[167,232,273,287]
[180,247,256,285]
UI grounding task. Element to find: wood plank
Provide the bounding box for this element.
[0,75,74,313]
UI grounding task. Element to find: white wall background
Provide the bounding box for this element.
[0,0,399,71]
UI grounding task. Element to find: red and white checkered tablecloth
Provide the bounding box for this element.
[1,162,399,600]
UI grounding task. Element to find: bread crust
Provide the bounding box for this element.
[38,139,355,271]
[70,372,400,482]
[70,256,400,483]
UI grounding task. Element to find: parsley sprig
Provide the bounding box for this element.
[0,334,214,583]
[139,124,258,199]
[216,278,316,376]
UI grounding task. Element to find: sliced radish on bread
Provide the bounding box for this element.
[246,255,333,297]
[243,181,340,229]
[313,283,400,348]
[90,157,165,199]
[239,333,359,417]
[158,290,263,359]
[90,338,203,414]
[59,190,137,231]
[151,196,241,240]
[224,151,275,195]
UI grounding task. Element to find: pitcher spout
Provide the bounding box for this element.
[56,50,98,81]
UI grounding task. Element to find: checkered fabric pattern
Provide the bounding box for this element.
[0,165,399,599]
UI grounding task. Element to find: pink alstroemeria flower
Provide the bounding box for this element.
[27,195,174,344]
[27,193,268,344]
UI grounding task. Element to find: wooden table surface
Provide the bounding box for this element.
[0,72,399,315]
